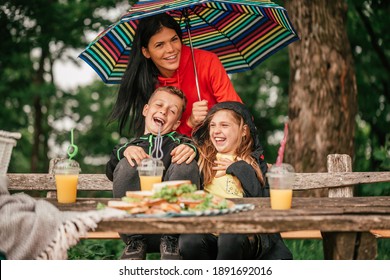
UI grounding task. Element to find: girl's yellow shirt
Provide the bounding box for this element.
[204,153,243,198]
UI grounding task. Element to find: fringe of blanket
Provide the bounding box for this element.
[36,208,126,260]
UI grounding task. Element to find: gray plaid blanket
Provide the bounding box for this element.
[0,175,125,259]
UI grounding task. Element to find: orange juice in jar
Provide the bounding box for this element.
[270,189,293,210]
[137,158,164,192]
[55,174,79,203]
[53,159,80,203]
[266,163,295,210]
[139,175,162,191]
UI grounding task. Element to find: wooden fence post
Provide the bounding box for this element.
[327,154,354,197]
[322,154,377,259]
[46,158,61,199]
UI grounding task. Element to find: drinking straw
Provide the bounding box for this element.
[66,128,78,160]
[275,122,288,166]
[151,125,163,160]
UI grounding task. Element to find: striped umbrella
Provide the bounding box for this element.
[79,0,299,85]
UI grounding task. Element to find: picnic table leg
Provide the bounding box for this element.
[322,231,377,259]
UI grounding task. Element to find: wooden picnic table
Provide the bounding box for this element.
[48,196,390,260]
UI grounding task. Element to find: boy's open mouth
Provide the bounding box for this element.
[153,117,165,127]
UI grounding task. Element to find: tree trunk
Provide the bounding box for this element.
[284,0,358,195]
[31,46,49,172]
[31,95,43,172]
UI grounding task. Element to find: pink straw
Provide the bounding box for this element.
[276,122,289,166]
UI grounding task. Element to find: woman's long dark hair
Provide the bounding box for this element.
[109,13,183,137]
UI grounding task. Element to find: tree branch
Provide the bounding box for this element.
[353,3,390,73]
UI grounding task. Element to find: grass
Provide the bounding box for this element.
[68,240,123,260]
[68,239,390,260]
[377,240,390,260]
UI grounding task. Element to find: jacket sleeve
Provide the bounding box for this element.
[226,160,264,197]
[105,142,133,181]
[176,134,199,161]
[251,147,270,197]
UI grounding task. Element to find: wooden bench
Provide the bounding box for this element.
[6,154,390,242]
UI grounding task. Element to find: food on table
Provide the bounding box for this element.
[106,181,235,215]
[153,180,191,192]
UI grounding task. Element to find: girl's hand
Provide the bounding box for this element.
[212,158,234,177]
[171,144,196,164]
[187,100,208,128]
[123,146,149,167]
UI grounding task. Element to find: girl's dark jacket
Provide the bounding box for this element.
[106,131,196,181]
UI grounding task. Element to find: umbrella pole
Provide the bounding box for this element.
[184,12,201,101]
[187,30,201,101]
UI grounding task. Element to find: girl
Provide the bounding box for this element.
[179,101,292,259]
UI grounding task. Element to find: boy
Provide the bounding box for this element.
[106,86,200,260]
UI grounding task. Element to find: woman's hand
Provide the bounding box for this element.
[171,144,196,164]
[123,146,149,167]
[213,158,234,177]
[187,100,208,128]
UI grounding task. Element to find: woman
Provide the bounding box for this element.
[109,13,242,138]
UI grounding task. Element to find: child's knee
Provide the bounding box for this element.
[179,235,202,253]
[113,159,139,196]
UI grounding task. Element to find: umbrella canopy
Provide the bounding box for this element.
[79,0,299,84]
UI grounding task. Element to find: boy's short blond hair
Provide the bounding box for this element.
[150,86,187,118]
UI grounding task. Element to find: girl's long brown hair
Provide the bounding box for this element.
[195,109,265,187]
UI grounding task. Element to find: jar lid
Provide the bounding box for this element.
[137,158,164,171]
[53,158,81,172]
[266,163,294,177]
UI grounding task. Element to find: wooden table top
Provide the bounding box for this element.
[48,196,390,234]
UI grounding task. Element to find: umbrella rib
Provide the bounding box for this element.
[188,5,250,68]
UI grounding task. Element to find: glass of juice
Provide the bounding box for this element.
[137,158,164,191]
[53,159,81,203]
[266,163,295,210]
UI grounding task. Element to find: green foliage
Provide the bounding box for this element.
[67,239,161,260]
[285,240,323,260]
[377,240,390,260]
[346,0,390,173]
[50,82,120,174]
[373,135,390,170]
[231,49,290,163]
[68,239,123,260]
[1,0,129,173]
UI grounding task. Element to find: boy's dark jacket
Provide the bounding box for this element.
[106,131,196,181]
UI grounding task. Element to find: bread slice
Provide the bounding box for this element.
[153,180,191,192]
[125,190,154,198]
[107,200,137,210]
